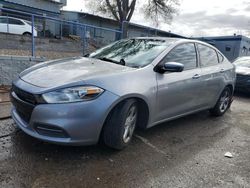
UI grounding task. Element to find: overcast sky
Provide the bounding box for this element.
[63,0,250,37]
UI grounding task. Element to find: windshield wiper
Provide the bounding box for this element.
[97,57,126,66]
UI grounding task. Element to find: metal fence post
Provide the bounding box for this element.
[31,15,35,57]
[82,26,86,55]
[60,21,63,39]
[121,21,124,39]
[7,14,9,33]
[85,26,89,54]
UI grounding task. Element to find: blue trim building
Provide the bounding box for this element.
[197,35,250,62]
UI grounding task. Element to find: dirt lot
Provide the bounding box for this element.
[0,93,249,188]
[0,49,82,60]
[0,33,98,60]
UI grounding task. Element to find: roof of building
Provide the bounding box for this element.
[61,10,185,38]
[0,0,65,14]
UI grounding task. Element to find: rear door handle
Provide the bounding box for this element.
[220,69,225,73]
[192,74,200,79]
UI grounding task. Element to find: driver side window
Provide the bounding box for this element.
[163,43,197,70]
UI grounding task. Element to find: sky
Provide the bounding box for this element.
[63,0,250,37]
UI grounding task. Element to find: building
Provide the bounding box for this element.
[0,0,66,16]
[197,35,250,62]
[60,10,185,46]
[60,10,120,45]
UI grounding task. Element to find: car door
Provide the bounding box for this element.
[8,18,26,35]
[0,17,8,33]
[155,42,204,122]
[196,43,224,107]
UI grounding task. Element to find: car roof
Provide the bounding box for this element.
[0,16,25,22]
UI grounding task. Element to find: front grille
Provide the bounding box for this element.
[34,123,69,138]
[12,85,36,105]
[11,85,36,123]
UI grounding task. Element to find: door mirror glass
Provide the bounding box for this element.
[162,62,184,72]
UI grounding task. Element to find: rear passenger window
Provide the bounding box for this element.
[197,44,219,67]
[163,43,197,70]
[0,17,8,24]
[8,18,24,25]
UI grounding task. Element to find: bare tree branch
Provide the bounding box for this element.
[116,0,123,21]
[127,0,136,21]
[144,0,179,25]
[105,0,119,21]
[86,0,180,35]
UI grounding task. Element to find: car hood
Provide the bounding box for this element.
[235,66,250,76]
[20,57,134,88]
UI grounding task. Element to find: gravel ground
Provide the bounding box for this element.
[0,93,249,188]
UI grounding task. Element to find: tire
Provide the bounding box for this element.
[102,99,138,150]
[210,87,232,116]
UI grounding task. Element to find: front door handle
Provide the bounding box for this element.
[193,74,200,79]
[220,68,225,73]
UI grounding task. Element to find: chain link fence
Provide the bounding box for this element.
[0,7,122,60]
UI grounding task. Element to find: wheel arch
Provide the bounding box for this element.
[100,95,150,140]
[225,84,234,94]
[23,32,32,35]
[212,83,234,108]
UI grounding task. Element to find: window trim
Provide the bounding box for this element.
[196,43,220,68]
[156,42,199,72]
[216,51,224,63]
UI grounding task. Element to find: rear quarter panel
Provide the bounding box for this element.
[214,58,236,106]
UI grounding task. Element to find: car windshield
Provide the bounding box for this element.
[89,38,173,68]
[234,58,250,68]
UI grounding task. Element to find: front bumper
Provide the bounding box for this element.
[11,89,119,146]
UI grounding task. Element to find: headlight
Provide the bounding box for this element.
[42,86,104,104]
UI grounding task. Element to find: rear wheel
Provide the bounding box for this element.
[23,32,32,37]
[210,87,232,116]
[102,99,138,150]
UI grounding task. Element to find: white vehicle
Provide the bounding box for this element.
[0,16,37,37]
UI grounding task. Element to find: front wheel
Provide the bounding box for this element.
[210,87,232,116]
[102,99,138,150]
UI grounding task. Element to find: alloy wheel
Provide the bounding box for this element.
[219,90,230,113]
[123,105,137,143]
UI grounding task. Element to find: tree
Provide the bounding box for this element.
[86,0,180,38]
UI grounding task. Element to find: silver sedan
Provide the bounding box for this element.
[11,38,236,149]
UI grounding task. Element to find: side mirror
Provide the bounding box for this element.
[155,62,184,73]
[163,62,184,72]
